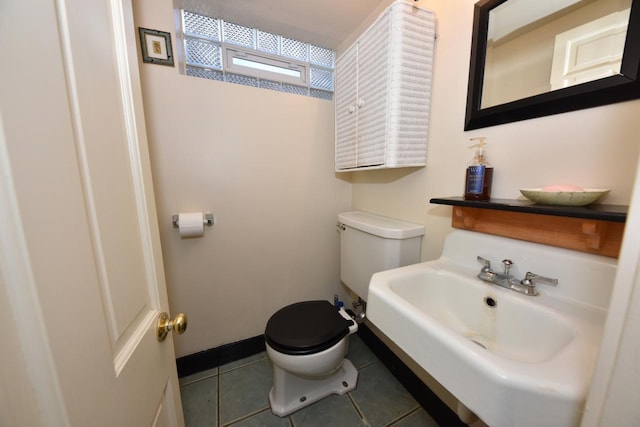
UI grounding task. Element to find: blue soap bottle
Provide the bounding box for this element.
[464,137,493,201]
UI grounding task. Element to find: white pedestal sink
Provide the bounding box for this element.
[367,230,617,427]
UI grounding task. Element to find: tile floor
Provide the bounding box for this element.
[179,334,441,427]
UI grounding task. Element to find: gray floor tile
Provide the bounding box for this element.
[180,367,218,386]
[219,358,273,425]
[291,394,365,427]
[347,334,377,369]
[181,376,217,427]
[180,334,443,427]
[349,362,420,427]
[220,351,268,374]
[227,408,291,427]
[390,408,439,427]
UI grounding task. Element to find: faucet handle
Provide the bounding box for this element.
[523,272,558,287]
[477,256,491,270]
[502,259,513,275]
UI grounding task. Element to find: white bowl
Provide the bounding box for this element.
[520,188,610,206]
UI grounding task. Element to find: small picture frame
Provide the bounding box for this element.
[139,28,174,67]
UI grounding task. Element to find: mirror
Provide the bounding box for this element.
[465,0,640,130]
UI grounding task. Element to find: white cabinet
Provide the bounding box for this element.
[335,1,436,171]
[335,45,359,168]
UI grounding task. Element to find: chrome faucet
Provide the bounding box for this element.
[476,256,558,296]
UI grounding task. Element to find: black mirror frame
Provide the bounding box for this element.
[465,0,640,130]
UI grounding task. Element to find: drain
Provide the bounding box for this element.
[342,381,349,388]
[484,296,497,307]
[299,396,307,403]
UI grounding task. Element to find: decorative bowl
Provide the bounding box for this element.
[520,188,610,206]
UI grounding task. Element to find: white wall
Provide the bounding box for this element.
[135,0,640,381]
[346,1,640,426]
[348,0,640,262]
[134,0,351,357]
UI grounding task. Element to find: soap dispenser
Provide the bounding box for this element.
[464,137,493,201]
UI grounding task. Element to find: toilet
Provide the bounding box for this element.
[264,211,424,416]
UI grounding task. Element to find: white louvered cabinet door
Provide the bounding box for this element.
[334,1,435,172]
[356,8,390,168]
[335,44,358,170]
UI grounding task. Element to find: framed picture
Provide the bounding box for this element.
[139,28,174,67]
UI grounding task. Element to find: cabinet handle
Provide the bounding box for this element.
[348,106,356,114]
[357,99,365,108]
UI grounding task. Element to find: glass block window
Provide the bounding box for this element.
[222,21,255,48]
[185,38,222,68]
[186,66,224,81]
[281,37,308,62]
[310,67,334,91]
[310,44,334,68]
[257,31,279,54]
[225,73,259,87]
[183,13,220,41]
[181,10,334,100]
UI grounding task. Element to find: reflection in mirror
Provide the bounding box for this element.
[465,0,640,130]
[482,0,632,109]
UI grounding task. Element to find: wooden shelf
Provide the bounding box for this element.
[430,197,628,258]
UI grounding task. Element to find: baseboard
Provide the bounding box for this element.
[176,335,265,377]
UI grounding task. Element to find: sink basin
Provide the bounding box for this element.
[367,230,616,427]
[390,269,575,363]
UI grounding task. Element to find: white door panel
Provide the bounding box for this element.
[0,0,184,425]
[551,8,630,90]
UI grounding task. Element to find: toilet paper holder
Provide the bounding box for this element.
[172,213,215,228]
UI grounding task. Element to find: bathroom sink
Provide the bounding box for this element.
[389,269,575,363]
[367,230,616,427]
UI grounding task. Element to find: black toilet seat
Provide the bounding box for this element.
[265,300,355,356]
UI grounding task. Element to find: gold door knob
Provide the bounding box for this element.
[157,312,188,341]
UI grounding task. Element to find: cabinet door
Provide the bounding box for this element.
[335,44,358,170]
[356,10,390,167]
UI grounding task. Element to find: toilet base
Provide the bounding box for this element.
[268,358,358,417]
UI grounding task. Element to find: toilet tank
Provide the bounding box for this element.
[338,211,424,301]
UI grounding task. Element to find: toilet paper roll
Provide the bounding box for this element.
[178,212,204,237]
